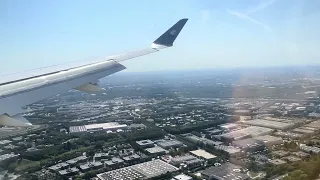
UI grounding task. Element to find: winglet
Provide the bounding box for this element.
[153,18,188,47]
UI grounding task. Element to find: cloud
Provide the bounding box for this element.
[227,9,272,32]
[227,0,278,32]
[200,9,210,24]
[245,0,278,15]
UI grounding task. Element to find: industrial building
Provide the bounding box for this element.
[214,145,242,157]
[304,120,320,129]
[104,157,124,169]
[300,144,320,154]
[155,139,183,149]
[293,151,310,158]
[58,167,79,176]
[170,154,202,166]
[272,150,289,157]
[201,162,249,180]
[48,162,70,172]
[97,159,178,180]
[69,122,127,133]
[269,159,286,165]
[136,139,155,148]
[292,128,314,134]
[283,156,302,162]
[274,131,302,139]
[170,154,203,169]
[190,149,216,161]
[232,138,264,151]
[172,174,193,180]
[253,135,283,147]
[0,153,19,163]
[221,126,273,141]
[145,146,167,155]
[122,154,140,163]
[66,155,87,165]
[242,119,295,130]
[219,123,238,130]
[79,161,103,172]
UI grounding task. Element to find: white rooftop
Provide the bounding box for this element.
[190,149,216,160]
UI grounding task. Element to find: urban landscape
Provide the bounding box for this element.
[1,67,320,180]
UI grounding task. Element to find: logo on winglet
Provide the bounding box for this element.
[170,29,177,36]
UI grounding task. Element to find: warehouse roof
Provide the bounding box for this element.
[190,149,216,160]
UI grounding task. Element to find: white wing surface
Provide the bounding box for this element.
[0,18,188,126]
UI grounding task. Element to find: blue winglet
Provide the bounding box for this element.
[153,18,188,47]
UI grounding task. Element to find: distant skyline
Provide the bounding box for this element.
[1,0,320,74]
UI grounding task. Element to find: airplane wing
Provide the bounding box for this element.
[0,18,188,126]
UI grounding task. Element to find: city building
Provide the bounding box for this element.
[232,138,264,151]
[104,157,125,169]
[269,159,286,165]
[97,159,178,180]
[79,161,103,172]
[128,124,147,129]
[145,146,167,155]
[242,119,295,130]
[221,126,273,141]
[48,162,70,172]
[0,140,12,146]
[172,174,193,180]
[58,167,79,177]
[293,151,310,158]
[214,145,242,157]
[0,153,19,163]
[292,128,314,134]
[274,131,302,139]
[136,139,155,148]
[300,144,320,154]
[253,135,283,147]
[190,149,216,161]
[69,122,127,133]
[201,162,249,180]
[94,153,109,161]
[283,156,302,162]
[273,150,289,158]
[122,154,140,163]
[219,123,238,130]
[170,154,203,169]
[65,155,87,165]
[155,139,183,149]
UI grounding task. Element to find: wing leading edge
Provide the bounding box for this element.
[0,18,188,126]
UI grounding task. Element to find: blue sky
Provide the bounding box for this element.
[1,0,320,74]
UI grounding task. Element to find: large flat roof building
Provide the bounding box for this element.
[136,139,154,148]
[300,144,320,154]
[145,146,167,155]
[253,135,283,147]
[58,167,79,176]
[221,126,273,141]
[190,149,216,160]
[232,138,264,150]
[97,159,178,180]
[48,162,69,172]
[274,131,302,139]
[201,162,249,180]
[69,122,127,133]
[155,139,183,149]
[242,119,295,130]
